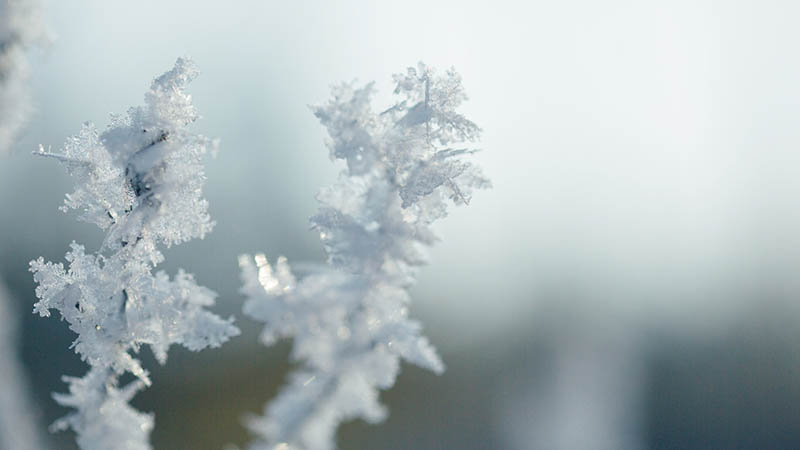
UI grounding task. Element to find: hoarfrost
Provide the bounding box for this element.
[30,58,239,450]
[240,62,490,450]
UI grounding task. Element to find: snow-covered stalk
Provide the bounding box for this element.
[30,58,240,450]
[239,63,490,450]
[0,0,45,154]
[0,280,47,450]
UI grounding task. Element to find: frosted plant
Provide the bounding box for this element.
[0,280,47,450]
[30,58,240,450]
[0,0,45,154]
[239,63,490,450]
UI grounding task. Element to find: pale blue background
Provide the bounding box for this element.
[2,1,800,448]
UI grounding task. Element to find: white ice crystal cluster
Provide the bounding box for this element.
[0,0,45,154]
[239,63,490,450]
[30,58,240,450]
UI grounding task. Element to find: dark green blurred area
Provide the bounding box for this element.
[5,253,800,449]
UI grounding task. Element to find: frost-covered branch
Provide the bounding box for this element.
[240,63,490,450]
[0,280,47,450]
[30,58,240,450]
[0,0,45,154]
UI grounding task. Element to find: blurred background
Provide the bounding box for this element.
[2,0,800,448]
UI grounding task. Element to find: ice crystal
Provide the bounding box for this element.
[30,58,239,450]
[240,62,490,450]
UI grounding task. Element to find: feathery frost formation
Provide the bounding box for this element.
[30,58,239,450]
[240,63,490,450]
[0,281,47,450]
[0,0,45,154]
